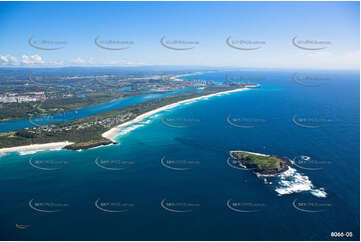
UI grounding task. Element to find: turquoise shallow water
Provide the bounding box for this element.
[0,70,359,240]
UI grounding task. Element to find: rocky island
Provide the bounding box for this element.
[230,151,291,175]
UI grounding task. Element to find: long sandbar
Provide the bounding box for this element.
[102,87,248,141]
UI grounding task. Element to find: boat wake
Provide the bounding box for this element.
[275,167,327,198]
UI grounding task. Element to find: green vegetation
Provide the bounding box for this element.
[0,92,143,121]
[64,139,115,150]
[0,87,234,150]
[232,152,280,170]
[231,151,290,175]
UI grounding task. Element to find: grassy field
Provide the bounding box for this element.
[233,152,281,170]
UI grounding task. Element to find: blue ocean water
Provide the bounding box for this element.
[0,70,359,240]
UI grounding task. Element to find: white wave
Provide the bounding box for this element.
[114,119,151,138]
[310,188,327,198]
[301,155,311,161]
[49,147,62,151]
[18,150,43,155]
[18,147,63,156]
[117,124,144,136]
[275,167,327,198]
[88,143,115,151]
[103,88,249,141]
[263,178,273,184]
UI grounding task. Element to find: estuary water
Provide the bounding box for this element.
[0,88,193,132]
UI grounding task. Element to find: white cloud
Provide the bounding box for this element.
[8,55,18,63]
[71,57,98,65]
[21,54,44,65]
[0,55,19,65]
[0,53,146,67]
[0,56,9,63]
[48,59,65,66]
[71,57,86,65]
[69,57,146,66]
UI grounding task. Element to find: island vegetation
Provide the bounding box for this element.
[230,151,290,175]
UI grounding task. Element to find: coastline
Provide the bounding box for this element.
[0,87,248,154]
[169,70,217,81]
[0,141,74,154]
[170,72,203,81]
[102,87,248,141]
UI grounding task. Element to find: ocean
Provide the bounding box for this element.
[0,70,359,240]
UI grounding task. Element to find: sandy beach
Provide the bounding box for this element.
[0,88,247,153]
[0,141,73,154]
[170,72,201,81]
[102,87,248,141]
[169,71,217,81]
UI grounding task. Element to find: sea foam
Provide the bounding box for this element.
[275,167,327,198]
[114,119,152,138]
[18,147,63,156]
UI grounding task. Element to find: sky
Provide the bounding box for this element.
[0,1,359,70]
